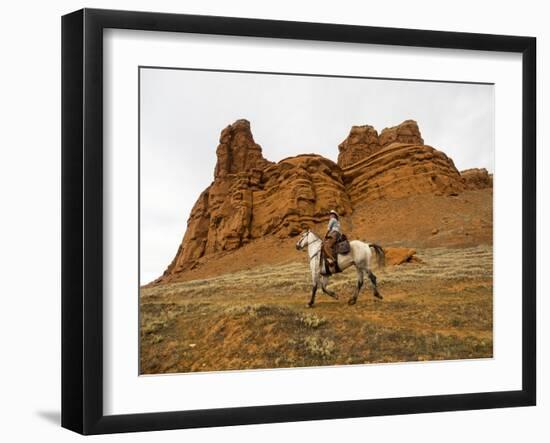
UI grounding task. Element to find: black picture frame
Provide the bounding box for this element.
[61,8,536,435]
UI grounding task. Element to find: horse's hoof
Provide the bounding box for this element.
[374,293,383,300]
[348,298,356,306]
[333,294,339,300]
[307,303,314,308]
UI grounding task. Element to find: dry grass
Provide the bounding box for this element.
[140,245,493,374]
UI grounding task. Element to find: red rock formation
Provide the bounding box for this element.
[340,121,463,206]
[384,247,418,265]
[214,119,272,177]
[342,142,465,206]
[250,155,351,240]
[461,168,493,190]
[162,120,351,279]
[379,119,424,148]
[158,118,483,282]
[337,125,380,168]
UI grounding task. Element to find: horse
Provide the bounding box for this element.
[295,229,385,307]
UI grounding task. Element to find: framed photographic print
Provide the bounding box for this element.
[61,8,536,435]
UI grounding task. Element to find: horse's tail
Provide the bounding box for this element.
[369,243,385,268]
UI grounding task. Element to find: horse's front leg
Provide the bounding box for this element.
[308,267,320,308]
[308,282,318,308]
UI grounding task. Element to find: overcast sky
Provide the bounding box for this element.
[140,68,494,284]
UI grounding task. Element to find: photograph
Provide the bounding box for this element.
[139,67,495,374]
[1,0,544,439]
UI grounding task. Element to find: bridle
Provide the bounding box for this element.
[299,231,322,262]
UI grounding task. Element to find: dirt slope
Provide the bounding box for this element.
[140,246,493,373]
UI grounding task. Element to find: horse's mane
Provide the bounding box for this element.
[308,230,322,240]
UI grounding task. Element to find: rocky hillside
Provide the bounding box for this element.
[338,119,465,205]
[156,119,492,283]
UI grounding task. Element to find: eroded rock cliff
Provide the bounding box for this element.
[379,119,424,147]
[162,120,352,278]
[461,168,493,190]
[337,125,381,168]
[340,120,464,206]
[158,119,490,281]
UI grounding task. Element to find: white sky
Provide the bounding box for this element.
[140,68,494,284]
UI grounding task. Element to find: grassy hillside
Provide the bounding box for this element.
[140,245,492,374]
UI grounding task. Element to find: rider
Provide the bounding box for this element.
[323,210,341,265]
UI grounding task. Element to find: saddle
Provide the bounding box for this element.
[335,233,351,254]
[320,234,351,276]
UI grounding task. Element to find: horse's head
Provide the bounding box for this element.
[295,230,310,251]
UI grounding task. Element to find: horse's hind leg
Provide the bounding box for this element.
[348,268,364,306]
[320,275,338,300]
[367,270,383,299]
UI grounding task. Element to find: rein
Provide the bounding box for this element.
[309,250,321,261]
[306,233,322,262]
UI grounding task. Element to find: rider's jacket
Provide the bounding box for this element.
[327,217,341,233]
